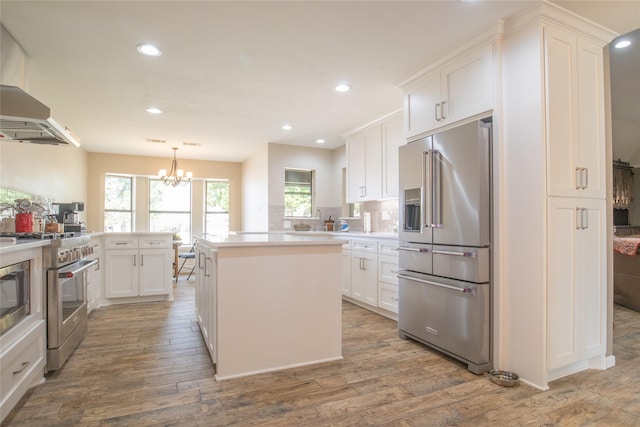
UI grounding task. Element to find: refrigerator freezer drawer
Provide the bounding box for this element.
[398,242,433,275]
[398,273,490,371]
[432,246,490,283]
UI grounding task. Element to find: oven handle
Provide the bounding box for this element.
[57,259,98,279]
[398,273,476,295]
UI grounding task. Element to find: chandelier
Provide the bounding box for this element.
[159,147,192,187]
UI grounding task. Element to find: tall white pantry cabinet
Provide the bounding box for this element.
[499,3,616,389]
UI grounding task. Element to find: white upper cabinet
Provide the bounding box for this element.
[346,113,402,203]
[381,114,403,199]
[545,26,606,199]
[403,43,493,140]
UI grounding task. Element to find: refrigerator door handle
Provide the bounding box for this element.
[423,149,432,229]
[431,149,443,228]
[432,249,477,258]
[398,247,432,253]
[398,274,477,295]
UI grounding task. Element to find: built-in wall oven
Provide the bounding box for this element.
[0,260,30,336]
[44,236,96,371]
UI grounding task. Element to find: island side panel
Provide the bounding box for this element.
[215,244,343,380]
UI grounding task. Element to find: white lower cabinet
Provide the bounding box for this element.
[104,235,173,301]
[341,249,352,296]
[0,247,46,423]
[195,242,217,364]
[350,251,377,306]
[87,248,102,313]
[547,197,606,372]
[377,254,399,314]
[342,236,399,318]
[0,322,45,423]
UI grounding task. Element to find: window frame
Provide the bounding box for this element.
[104,174,134,232]
[205,179,230,236]
[284,168,313,218]
[148,178,192,243]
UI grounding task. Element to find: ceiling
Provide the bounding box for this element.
[0,1,638,163]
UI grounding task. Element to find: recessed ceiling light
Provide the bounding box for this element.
[334,83,351,93]
[281,124,293,130]
[316,139,326,144]
[145,107,163,114]
[615,40,631,49]
[137,43,162,56]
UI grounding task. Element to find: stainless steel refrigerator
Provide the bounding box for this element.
[398,117,492,374]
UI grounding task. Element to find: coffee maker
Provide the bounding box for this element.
[53,202,85,233]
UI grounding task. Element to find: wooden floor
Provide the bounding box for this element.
[4,280,640,426]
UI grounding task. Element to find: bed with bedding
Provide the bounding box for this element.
[614,235,640,312]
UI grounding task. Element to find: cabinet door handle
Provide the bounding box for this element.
[576,208,581,229]
[13,361,30,375]
[441,100,447,120]
[205,257,211,277]
[576,208,588,230]
[198,252,205,269]
[575,167,588,189]
[133,255,136,266]
[141,254,144,266]
[583,168,589,189]
[435,103,441,121]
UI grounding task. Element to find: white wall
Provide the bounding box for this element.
[241,145,269,231]
[267,143,342,230]
[268,143,341,208]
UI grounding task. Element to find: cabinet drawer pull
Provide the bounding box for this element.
[13,361,30,375]
[115,242,127,246]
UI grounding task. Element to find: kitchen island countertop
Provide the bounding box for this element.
[195,232,348,248]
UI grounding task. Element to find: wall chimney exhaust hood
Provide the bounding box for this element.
[0,85,80,147]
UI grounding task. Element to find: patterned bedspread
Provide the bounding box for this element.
[614,236,640,256]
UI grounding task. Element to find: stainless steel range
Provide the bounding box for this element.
[43,235,96,371]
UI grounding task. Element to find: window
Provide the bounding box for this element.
[284,168,312,217]
[205,180,230,236]
[104,175,133,232]
[149,179,191,243]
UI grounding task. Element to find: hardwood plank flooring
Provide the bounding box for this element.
[3,280,640,426]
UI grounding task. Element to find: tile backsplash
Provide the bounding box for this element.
[0,187,54,218]
[342,199,399,233]
[270,199,398,234]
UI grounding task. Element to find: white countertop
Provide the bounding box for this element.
[0,239,50,255]
[286,231,398,240]
[195,232,348,248]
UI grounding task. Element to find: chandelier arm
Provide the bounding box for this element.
[159,147,191,186]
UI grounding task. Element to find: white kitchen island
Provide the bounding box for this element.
[193,233,346,380]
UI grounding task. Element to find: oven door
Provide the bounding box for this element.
[47,258,97,349]
[0,260,30,336]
